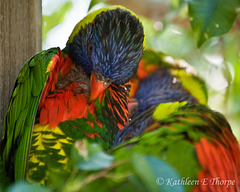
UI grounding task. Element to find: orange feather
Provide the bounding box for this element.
[194,136,240,192]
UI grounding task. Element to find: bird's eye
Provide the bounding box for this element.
[123,133,135,141]
[105,77,113,84]
[88,42,93,55]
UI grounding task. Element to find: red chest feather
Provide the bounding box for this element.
[39,82,89,127]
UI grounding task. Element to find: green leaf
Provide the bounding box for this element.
[72,140,114,171]
[164,140,201,192]
[153,24,196,58]
[131,154,185,192]
[42,1,73,42]
[88,0,108,11]
[187,0,239,46]
[6,182,51,192]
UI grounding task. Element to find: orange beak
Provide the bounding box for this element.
[89,73,111,101]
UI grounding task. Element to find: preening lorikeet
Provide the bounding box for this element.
[112,52,240,191]
[0,6,144,184]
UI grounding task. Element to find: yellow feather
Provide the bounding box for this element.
[27,124,73,184]
[170,69,208,105]
[46,60,53,73]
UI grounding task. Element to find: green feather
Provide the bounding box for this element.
[153,101,187,121]
[32,57,43,96]
[1,48,59,181]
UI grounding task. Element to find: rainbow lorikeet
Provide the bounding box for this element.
[112,52,240,192]
[0,6,144,184]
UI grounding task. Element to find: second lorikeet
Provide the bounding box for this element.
[113,103,240,192]
[127,49,208,121]
[112,51,240,192]
[0,6,144,185]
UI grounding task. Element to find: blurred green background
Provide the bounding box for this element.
[42,0,240,141]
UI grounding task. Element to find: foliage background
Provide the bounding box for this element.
[43,0,240,141]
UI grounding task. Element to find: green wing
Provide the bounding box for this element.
[1,48,59,180]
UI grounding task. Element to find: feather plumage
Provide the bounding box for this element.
[114,103,240,191]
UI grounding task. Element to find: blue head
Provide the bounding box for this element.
[91,8,144,85]
[66,7,144,100]
[134,70,197,114]
[66,7,144,85]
